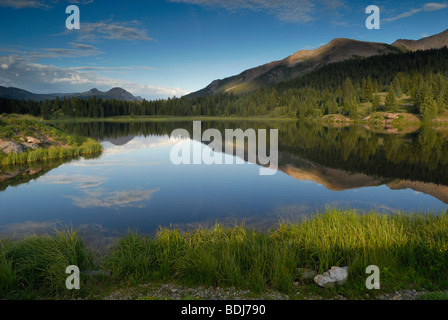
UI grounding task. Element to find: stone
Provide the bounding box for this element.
[384,113,398,120]
[362,116,371,121]
[27,137,42,144]
[314,266,348,288]
[22,142,40,150]
[0,140,24,155]
[297,268,317,280]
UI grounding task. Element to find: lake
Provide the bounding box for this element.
[1,120,448,250]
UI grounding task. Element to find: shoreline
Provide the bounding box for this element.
[1,209,447,300]
[43,112,448,127]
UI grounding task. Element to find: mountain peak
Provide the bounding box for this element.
[392,28,448,51]
[0,86,142,101]
[188,29,448,98]
[107,87,127,93]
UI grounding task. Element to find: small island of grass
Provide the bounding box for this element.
[0,114,102,166]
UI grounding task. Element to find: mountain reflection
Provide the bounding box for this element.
[53,120,448,205]
[3,120,448,205]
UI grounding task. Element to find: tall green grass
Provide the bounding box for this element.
[1,210,447,299]
[0,230,93,299]
[0,138,102,166]
[105,209,448,294]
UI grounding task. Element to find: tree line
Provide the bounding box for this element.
[2,47,448,120]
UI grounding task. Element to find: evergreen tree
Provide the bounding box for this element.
[385,86,398,111]
[372,94,380,111]
[422,97,438,120]
[361,77,374,102]
[392,76,402,98]
[342,77,355,114]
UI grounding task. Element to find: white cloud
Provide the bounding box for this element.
[0,54,189,99]
[0,43,103,59]
[168,0,345,24]
[0,0,93,9]
[383,2,448,22]
[423,2,448,10]
[0,0,49,8]
[70,20,156,42]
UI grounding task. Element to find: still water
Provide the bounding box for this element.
[1,121,447,249]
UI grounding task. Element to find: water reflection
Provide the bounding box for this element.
[56,120,448,185]
[65,188,159,209]
[1,120,448,250]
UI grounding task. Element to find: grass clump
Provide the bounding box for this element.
[0,114,102,166]
[104,209,448,296]
[1,209,447,299]
[0,230,94,299]
[0,138,102,166]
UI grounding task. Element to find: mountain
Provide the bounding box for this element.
[0,86,48,101]
[103,135,135,146]
[74,87,143,101]
[0,86,143,102]
[393,29,448,51]
[188,28,448,98]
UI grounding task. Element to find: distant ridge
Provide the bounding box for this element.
[0,86,143,102]
[188,28,448,98]
[393,29,448,51]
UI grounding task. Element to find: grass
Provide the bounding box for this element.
[0,114,102,166]
[0,230,94,299]
[1,209,447,300]
[0,138,102,166]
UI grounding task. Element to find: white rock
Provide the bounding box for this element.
[0,140,24,155]
[314,266,348,288]
[27,137,42,144]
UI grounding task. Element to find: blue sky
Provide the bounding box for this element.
[0,0,447,100]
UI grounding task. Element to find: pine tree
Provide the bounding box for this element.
[422,98,438,120]
[40,100,52,120]
[342,77,355,114]
[372,94,380,111]
[385,85,398,111]
[350,103,359,118]
[361,77,374,102]
[392,76,402,98]
[373,79,379,93]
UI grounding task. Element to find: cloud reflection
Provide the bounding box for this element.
[102,135,179,155]
[39,174,107,189]
[65,188,159,209]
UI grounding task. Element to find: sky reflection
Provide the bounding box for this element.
[1,133,447,249]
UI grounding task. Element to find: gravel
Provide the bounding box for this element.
[101,282,443,301]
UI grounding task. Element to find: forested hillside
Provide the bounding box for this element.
[2,47,448,121]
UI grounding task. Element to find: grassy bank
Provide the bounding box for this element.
[1,209,447,300]
[0,138,102,166]
[0,114,102,166]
